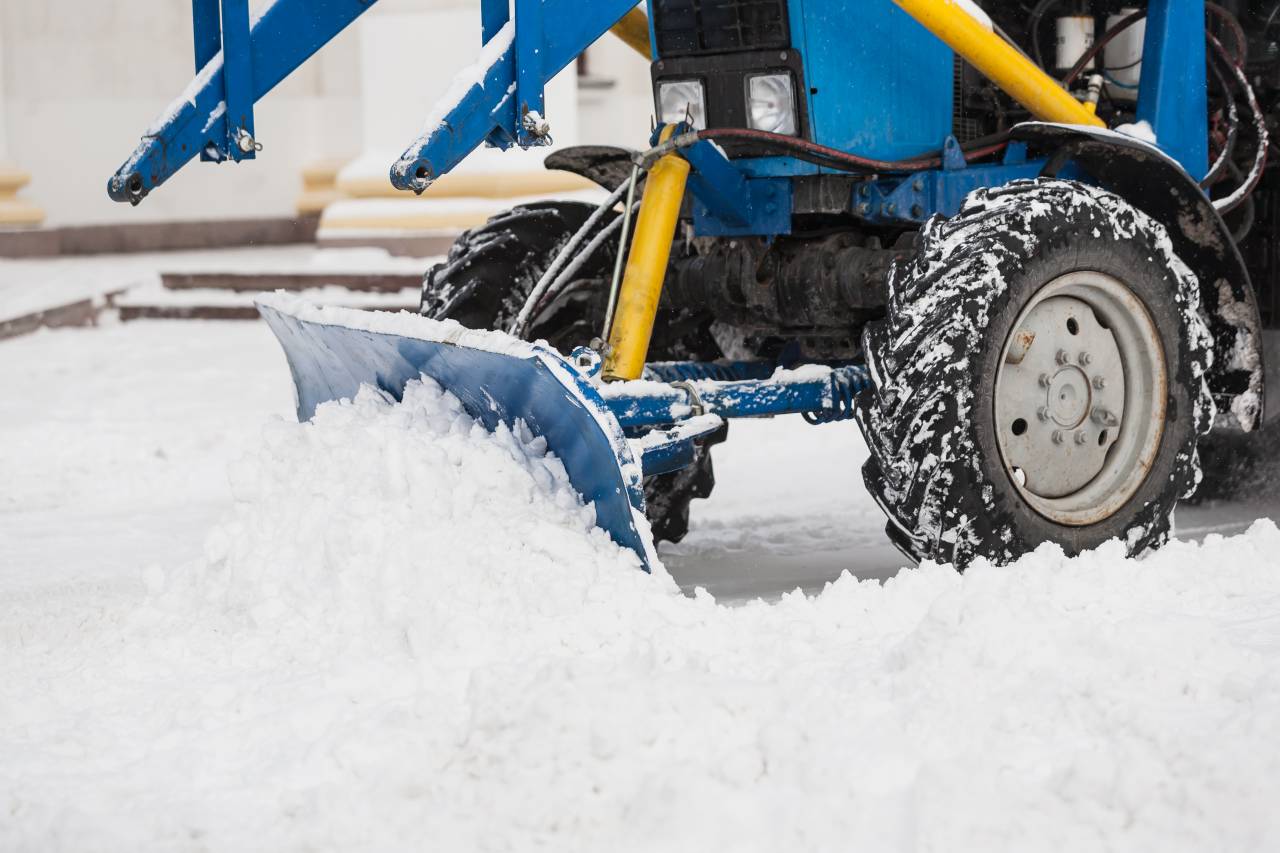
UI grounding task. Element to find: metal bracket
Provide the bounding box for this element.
[390,0,639,193]
[675,129,792,237]
[856,143,1043,225]
[190,0,258,162]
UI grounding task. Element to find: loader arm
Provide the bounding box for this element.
[390,0,639,194]
[108,0,641,205]
[109,0,379,205]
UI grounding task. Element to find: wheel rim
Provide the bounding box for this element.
[993,271,1168,527]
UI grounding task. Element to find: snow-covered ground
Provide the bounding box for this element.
[3,319,1280,851]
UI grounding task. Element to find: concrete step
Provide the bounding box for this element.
[117,301,417,322]
[0,297,102,341]
[159,271,423,293]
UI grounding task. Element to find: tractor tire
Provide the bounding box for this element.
[422,201,721,544]
[855,179,1215,568]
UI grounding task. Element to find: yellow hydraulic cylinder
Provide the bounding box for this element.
[603,144,690,381]
[609,8,652,59]
[892,0,1105,128]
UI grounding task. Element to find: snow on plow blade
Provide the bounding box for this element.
[256,294,659,571]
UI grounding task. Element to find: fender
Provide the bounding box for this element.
[544,145,636,193]
[1013,122,1264,433]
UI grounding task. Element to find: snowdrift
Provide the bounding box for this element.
[3,379,1279,852]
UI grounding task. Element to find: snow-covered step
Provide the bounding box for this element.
[0,245,436,339]
[0,295,104,340]
[159,271,423,294]
[115,284,419,322]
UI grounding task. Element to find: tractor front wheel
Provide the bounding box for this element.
[855,180,1215,568]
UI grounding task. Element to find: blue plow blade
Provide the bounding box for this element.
[256,298,660,572]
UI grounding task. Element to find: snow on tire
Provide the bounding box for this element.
[855,179,1216,568]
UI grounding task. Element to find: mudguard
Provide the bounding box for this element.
[1013,122,1265,432]
[544,145,638,193]
[256,294,659,572]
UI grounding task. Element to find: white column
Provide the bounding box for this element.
[0,26,44,227]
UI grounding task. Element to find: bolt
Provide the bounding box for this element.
[1092,375,1106,390]
[911,204,924,218]
[1056,349,1071,365]
[1052,430,1065,444]
[1039,373,1051,387]
[912,178,925,192]
[1075,431,1088,445]
[857,202,871,216]
[886,203,898,216]
[1037,406,1050,421]
[1079,352,1093,366]
[237,131,256,153]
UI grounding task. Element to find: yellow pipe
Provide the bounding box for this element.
[892,0,1105,128]
[609,8,652,59]
[603,132,690,381]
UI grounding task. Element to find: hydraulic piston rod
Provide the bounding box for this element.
[603,127,691,381]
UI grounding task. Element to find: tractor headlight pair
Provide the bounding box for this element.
[657,72,797,135]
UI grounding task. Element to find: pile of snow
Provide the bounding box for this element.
[3,379,1280,851]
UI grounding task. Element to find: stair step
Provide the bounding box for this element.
[159,271,422,293]
[118,302,417,322]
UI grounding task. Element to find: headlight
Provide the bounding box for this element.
[657,79,707,130]
[746,73,797,135]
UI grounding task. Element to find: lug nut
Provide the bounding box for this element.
[1079,352,1093,366]
[1039,373,1052,387]
[1092,375,1106,390]
[1075,431,1088,445]
[1052,430,1065,444]
[1037,406,1050,421]
[1056,349,1071,365]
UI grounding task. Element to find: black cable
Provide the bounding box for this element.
[1028,0,1064,71]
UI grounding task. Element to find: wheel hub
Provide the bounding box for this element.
[1046,365,1091,428]
[994,273,1166,524]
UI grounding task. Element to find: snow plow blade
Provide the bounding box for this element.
[256,295,659,571]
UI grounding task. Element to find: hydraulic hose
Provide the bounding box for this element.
[694,128,1009,174]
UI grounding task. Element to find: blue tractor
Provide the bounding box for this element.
[110,0,1274,570]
